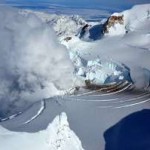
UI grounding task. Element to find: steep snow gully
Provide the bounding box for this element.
[0,3,150,150]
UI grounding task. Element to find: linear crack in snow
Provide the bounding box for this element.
[23,100,46,124]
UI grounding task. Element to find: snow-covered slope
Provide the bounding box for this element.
[0,4,150,150]
[72,4,150,38]
[19,9,131,86]
[69,51,132,85]
[17,4,150,89]
[48,113,84,150]
[0,112,84,150]
[1,87,150,150]
[104,4,150,36]
[61,4,150,89]
[19,9,87,38]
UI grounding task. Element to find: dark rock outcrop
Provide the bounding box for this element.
[103,15,124,33]
[64,37,72,42]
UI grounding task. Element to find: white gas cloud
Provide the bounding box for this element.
[0,6,74,117]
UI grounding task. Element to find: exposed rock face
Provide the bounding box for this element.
[103,15,124,33]
[64,37,72,42]
[79,24,90,38]
[79,15,125,39]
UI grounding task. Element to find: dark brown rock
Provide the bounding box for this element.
[103,15,124,33]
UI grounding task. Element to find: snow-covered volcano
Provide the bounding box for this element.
[60,4,150,89]
[0,3,150,150]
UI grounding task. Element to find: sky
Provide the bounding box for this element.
[4,0,150,9]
